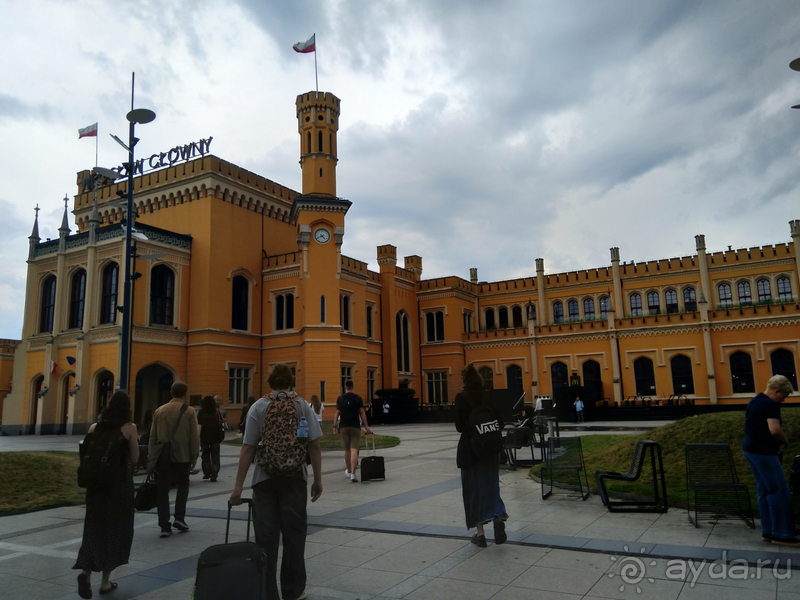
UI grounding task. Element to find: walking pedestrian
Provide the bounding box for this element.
[332,380,372,482]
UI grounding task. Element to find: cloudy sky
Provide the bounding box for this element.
[1,0,798,339]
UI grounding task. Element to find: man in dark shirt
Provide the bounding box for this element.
[332,381,372,483]
[742,375,796,546]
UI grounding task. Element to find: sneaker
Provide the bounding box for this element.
[350,473,359,483]
[202,474,211,480]
[345,470,352,479]
[493,517,507,545]
[160,529,171,538]
[172,520,189,532]
[772,537,800,547]
[471,534,487,548]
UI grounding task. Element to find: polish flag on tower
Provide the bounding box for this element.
[78,123,98,139]
[293,34,315,53]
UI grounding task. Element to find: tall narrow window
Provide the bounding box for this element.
[367,370,376,400]
[633,357,656,395]
[276,295,285,331]
[228,367,251,405]
[485,308,495,329]
[647,292,660,315]
[150,265,175,326]
[286,293,294,328]
[665,289,678,314]
[320,295,325,323]
[231,275,248,330]
[275,292,294,330]
[426,372,449,405]
[463,312,473,333]
[436,311,444,341]
[730,351,755,393]
[498,307,509,328]
[100,263,119,325]
[512,306,523,327]
[40,275,56,333]
[506,364,523,393]
[568,300,579,321]
[670,354,694,394]
[340,295,350,331]
[757,279,771,303]
[630,293,642,317]
[718,283,732,307]
[69,269,86,330]
[396,312,410,372]
[340,366,352,395]
[684,287,697,312]
[777,277,792,302]
[366,305,373,338]
[426,312,435,342]
[737,281,751,306]
[553,302,564,324]
[318,131,323,152]
[550,361,569,390]
[770,349,797,390]
[583,298,595,320]
[599,296,610,319]
[306,132,311,154]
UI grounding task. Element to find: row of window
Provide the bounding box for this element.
[40,264,175,334]
[628,288,696,317]
[717,277,792,308]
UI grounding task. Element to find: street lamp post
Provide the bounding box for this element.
[116,85,155,392]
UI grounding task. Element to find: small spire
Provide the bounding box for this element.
[30,204,40,240]
[59,194,71,235]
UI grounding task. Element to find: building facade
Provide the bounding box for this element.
[1,89,798,434]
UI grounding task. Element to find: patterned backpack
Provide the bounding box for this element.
[255,392,307,477]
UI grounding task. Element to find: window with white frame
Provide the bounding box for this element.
[647,292,660,315]
[684,287,697,311]
[426,371,448,405]
[737,281,752,306]
[778,277,792,302]
[340,366,352,395]
[512,306,523,328]
[498,307,509,328]
[583,298,595,320]
[340,294,351,332]
[568,300,579,322]
[463,311,473,333]
[630,293,642,317]
[665,289,678,314]
[426,311,445,342]
[599,296,610,319]
[228,367,251,405]
[757,279,771,303]
[718,283,732,307]
[275,292,294,330]
[553,301,564,324]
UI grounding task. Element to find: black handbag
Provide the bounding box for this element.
[134,473,158,511]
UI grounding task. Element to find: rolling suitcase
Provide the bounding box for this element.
[193,499,267,600]
[360,433,385,481]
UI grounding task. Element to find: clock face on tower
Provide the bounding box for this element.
[314,228,331,244]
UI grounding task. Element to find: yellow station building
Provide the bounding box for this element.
[1,89,799,434]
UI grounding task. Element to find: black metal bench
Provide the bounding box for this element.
[541,436,590,500]
[685,443,754,528]
[595,440,668,512]
[502,427,533,470]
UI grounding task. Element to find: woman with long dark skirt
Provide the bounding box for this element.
[74,391,139,598]
[455,364,508,547]
[198,394,223,481]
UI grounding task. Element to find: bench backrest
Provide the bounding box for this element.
[546,436,585,469]
[685,443,740,485]
[625,440,659,478]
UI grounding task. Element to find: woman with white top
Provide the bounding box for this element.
[310,394,324,423]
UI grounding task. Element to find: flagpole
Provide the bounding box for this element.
[314,40,319,93]
[95,124,99,167]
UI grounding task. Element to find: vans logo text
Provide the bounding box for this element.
[476,421,499,434]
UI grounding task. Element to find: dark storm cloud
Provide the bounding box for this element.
[0,94,58,122]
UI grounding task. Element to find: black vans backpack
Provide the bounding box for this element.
[790,452,800,495]
[78,428,127,489]
[468,398,503,456]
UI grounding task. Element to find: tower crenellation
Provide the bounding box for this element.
[296,91,340,197]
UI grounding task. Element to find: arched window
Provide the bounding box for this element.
[583,359,603,402]
[498,307,509,328]
[665,289,678,314]
[40,275,56,333]
[275,292,294,330]
[757,279,771,303]
[478,366,494,392]
[512,306,523,328]
[599,296,610,319]
[395,312,410,372]
[553,302,564,324]
[684,287,697,312]
[366,305,372,338]
[718,284,732,307]
[527,303,536,325]
[340,294,350,331]
[150,265,175,326]
[630,293,642,317]
[737,281,751,306]
[485,308,496,330]
[633,357,656,395]
[568,300,579,321]
[320,295,325,323]
[506,364,523,393]
[551,361,569,390]
[69,269,86,330]
[231,275,248,330]
[100,263,119,325]
[771,349,798,391]
[647,292,660,315]
[670,354,694,394]
[583,298,595,320]
[730,351,755,394]
[777,277,792,302]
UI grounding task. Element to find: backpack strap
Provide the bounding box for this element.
[167,403,188,441]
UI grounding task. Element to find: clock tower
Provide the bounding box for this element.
[291,91,351,402]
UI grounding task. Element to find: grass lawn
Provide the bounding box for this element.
[1,451,84,514]
[532,410,800,515]
[223,422,401,450]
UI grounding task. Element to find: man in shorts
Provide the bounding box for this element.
[332,380,372,482]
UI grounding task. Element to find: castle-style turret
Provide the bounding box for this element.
[296,91,340,196]
[28,205,40,261]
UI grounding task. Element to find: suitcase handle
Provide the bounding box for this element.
[226,498,253,544]
[364,432,377,455]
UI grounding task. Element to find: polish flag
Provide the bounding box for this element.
[78,123,98,139]
[50,360,58,375]
[293,34,315,53]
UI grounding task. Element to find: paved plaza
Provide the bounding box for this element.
[1,422,799,600]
